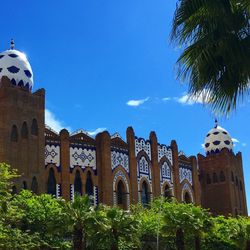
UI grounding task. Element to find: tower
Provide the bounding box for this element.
[198,121,247,216]
[0,41,45,193]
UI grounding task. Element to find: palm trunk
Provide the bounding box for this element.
[111,228,119,250]
[176,228,185,250]
[195,235,200,250]
[73,226,86,250]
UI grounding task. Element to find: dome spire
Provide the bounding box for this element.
[214,118,218,128]
[10,39,15,50]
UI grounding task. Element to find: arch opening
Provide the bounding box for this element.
[141,181,150,207]
[184,192,191,203]
[74,170,82,196]
[31,176,38,194]
[163,184,172,199]
[117,180,127,209]
[21,122,28,139]
[85,171,94,197]
[31,119,38,136]
[11,125,18,142]
[47,168,56,196]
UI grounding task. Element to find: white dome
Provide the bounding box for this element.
[204,125,233,155]
[0,49,33,91]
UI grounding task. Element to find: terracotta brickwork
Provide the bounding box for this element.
[0,77,45,193]
[198,149,247,216]
[0,76,247,217]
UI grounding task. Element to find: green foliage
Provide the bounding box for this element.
[90,206,141,250]
[0,163,249,250]
[171,0,250,115]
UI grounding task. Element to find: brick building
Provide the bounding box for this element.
[0,43,247,216]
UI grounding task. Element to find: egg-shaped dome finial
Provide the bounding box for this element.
[10,39,15,50]
[204,121,233,155]
[0,40,33,91]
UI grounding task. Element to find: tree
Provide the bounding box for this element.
[91,206,141,250]
[161,201,212,250]
[10,190,71,249]
[64,195,95,250]
[171,0,250,114]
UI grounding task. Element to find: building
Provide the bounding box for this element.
[0,42,247,216]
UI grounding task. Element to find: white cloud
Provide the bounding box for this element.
[87,128,106,136]
[176,90,211,105]
[201,143,205,149]
[242,143,247,147]
[126,97,149,107]
[162,97,171,101]
[232,138,240,143]
[45,109,71,133]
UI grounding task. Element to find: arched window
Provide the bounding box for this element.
[21,122,28,139]
[184,192,191,203]
[206,174,211,184]
[219,171,225,182]
[31,119,38,136]
[213,173,218,183]
[117,180,126,208]
[11,186,17,195]
[164,185,172,199]
[11,125,18,142]
[23,181,27,190]
[47,168,56,196]
[85,171,93,196]
[236,176,238,186]
[141,181,150,207]
[74,170,82,196]
[31,177,38,194]
[231,171,234,182]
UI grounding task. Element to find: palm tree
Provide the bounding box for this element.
[91,206,141,250]
[64,195,94,250]
[171,0,250,115]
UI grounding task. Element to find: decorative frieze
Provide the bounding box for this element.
[158,144,173,165]
[70,147,96,170]
[179,165,193,185]
[135,138,151,160]
[45,144,60,167]
[111,150,129,173]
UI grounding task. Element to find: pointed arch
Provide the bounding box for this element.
[184,192,191,203]
[74,170,82,196]
[11,125,18,142]
[23,181,27,190]
[219,171,225,182]
[181,182,194,203]
[21,122,28,139]
[85,171,93,196]
[31,176,38,194]
[11,186,17,195]
[141,180,150,207]
[31,119,38,136]
[213,172,218,183]
[117,180,127,209]
[163,183,172,199]
[206,173,211,184]
[47,168,56,196]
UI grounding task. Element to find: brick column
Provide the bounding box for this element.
[171,140,181,201]
[60,129,70,200]
[96,131,112,205]
[126,127,138,204]
[150,131,160,197]
[190,156,201,205]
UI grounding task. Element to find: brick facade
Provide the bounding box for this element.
[0,76,247,216]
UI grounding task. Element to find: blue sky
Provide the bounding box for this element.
[1,0,249,212]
